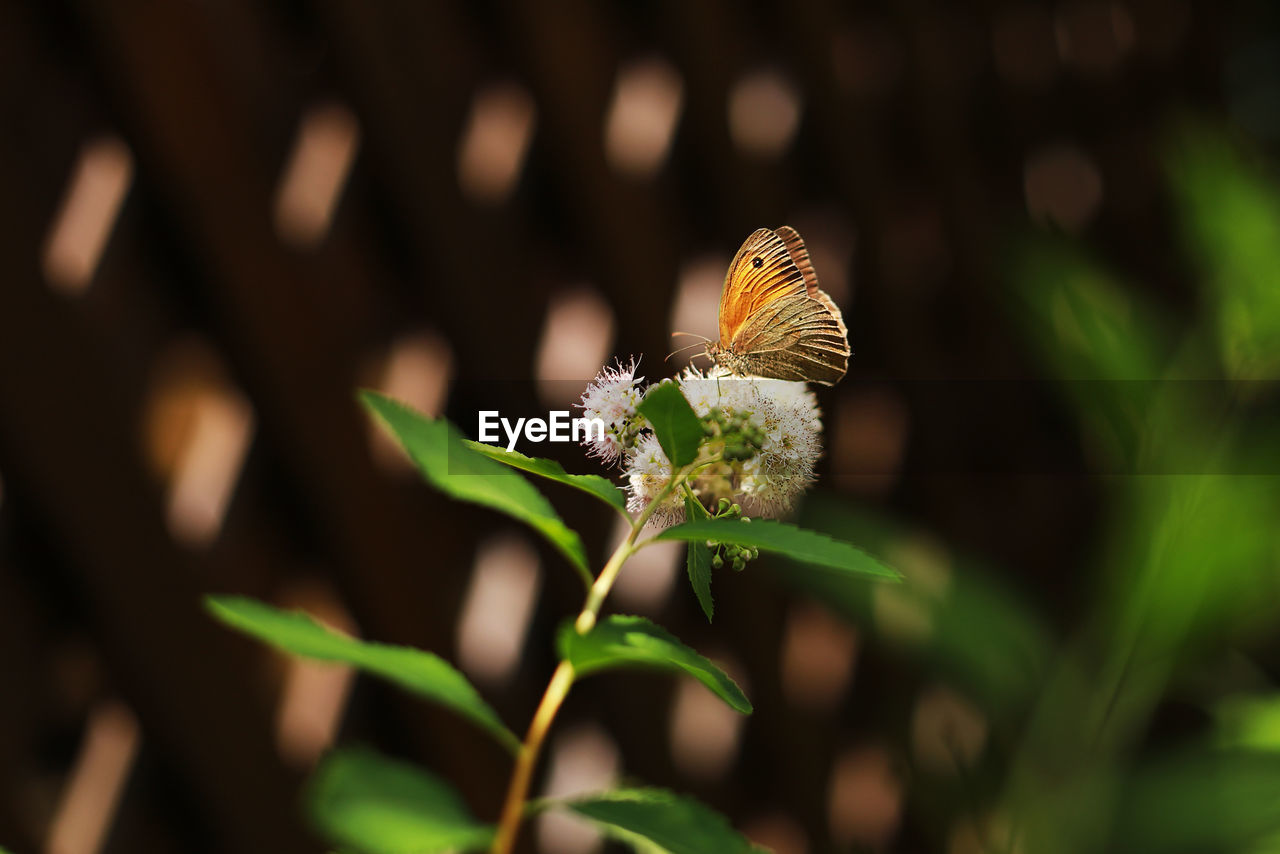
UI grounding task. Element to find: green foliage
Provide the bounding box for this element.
[636,381,703,467]
[558,615,751,714]
[360,391,590,579]
[1111,749,1280,853]
[789,496,1052,719]
[1106,475,1280,678]
[1009,238,1171,382]
[464,440,628,514]
[565,788,765,854]
[205,596,519,753]
[1217,694,1280,752]
[307,747,495,854]
[1167,126,1280,381]
[1007,237,1173,472]
[657,518,900,580]
[994,126,1280,854]
[682,491,714,622]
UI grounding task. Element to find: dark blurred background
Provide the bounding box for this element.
[4,1,1280,853]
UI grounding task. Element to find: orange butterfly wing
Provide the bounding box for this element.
[776,225,820,297]
[730,294,849,384]
[776,225,849,343]
[716,227,850,385]
[717,228,809,345]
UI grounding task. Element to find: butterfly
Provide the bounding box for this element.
[701,226,850,385]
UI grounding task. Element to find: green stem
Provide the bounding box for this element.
[491,467,688,853]
[490,658,573,854]
[576,468,683,634]
[681,481,712,519]
[575,539,636,635]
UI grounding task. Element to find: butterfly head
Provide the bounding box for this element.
[704,340,753,376]
[703,339,724,364]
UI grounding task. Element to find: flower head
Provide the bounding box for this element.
[578,358,824,527]
[577,357,645,465]
[676,366,822,517]
[624,432,685,525]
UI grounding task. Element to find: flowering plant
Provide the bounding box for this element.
[204,363,898,854]
[581,359,823,526]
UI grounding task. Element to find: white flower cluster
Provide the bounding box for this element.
[679,366,823,516]
[577,361,823,526]
[577,357,646,464]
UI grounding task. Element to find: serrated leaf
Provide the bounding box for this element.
[360,391,589,577]
[206,596,519,753]
[683,492,714,622]
[464,440,627,513]
[308,747,494,854]
[636,381,703,467]
[656,519,900,581]
[565,788,764,854]
[558,615,750,713]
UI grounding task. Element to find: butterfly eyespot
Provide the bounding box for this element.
[751,257,763,269]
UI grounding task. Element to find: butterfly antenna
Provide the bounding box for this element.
[671,331,712,344]
[667,332,713,363]
[665,340,708,363]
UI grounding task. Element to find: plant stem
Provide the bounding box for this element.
[490,659,574,854]
[575,539,636,635]
[490,469,688,853]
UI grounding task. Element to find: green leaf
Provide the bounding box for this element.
[1112,748,1280,853]
[205,596,519,753]
[360,391,589,578]
[1009,238,1170,383]
[788,496,1051,720]
[558,615,750,713]
[656,519,900,581]
[464,440,627,513]
[565,788,764,854]
[1006,237,1175,473]
[636,381,703,467]
[1218,694,1280,752]
[683,492,714,622]
[1167,126,1280,381]
[308,747,494,854]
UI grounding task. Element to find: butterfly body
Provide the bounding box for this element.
[705,226,850,386]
